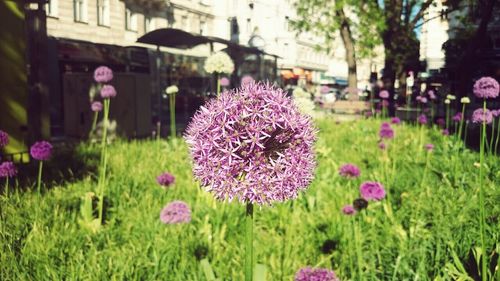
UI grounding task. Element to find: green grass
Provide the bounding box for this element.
[1,118,499,280]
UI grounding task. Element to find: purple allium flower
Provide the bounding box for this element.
[375,109,381,114]
[365,111,373,118]
[492,109,500,118]
[425,143,434,151]
[452,112,462,122]
[0,161,17,178]
[185,82,316,205]
[417,114,428,125]
[420,97,428,104]
[160,201,191,224]
[359,181,386,201]
[339,163,361,178]
[379,125,394,139]
[320,85,330,94]
[353,198,368,210]
[379,90,389,99]
[342,205,356,215]
[100,85,117,99]
[472,108,493,124]
[241,75,255,86]
[0,130,9,147]
[428,90,436,100]
[473,77,499,99]
[91,101,103,112]
[436,118,445,127]
[442,129,450,136]
[294,267,339,281]
[416,96,422,102]
[378,142,386,150]
[30,141,53,161]
[381,100,389,107]
[94,66,113,83]
[220,77,230,87]
[157,172,175,187]
[391,117,401,124]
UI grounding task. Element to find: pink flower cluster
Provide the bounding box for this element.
[30,141,53,161]
[160,201,191,224]
[295,267,339,281]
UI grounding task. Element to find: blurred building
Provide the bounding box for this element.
[419,0,449,75]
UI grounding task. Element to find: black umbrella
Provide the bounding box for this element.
[137,28,210,49]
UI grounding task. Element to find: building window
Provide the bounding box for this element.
[144,17,155,33]
[125,8,138,31]
[200,20,207,35]
[181,15,188,31]
[46,0,58,17]
[97,0,110,26]
[74,0,87,22]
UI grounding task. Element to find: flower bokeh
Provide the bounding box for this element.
[294,267,339,281]
[160,201,191,224]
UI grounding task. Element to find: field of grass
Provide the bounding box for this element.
[1,118,499,280]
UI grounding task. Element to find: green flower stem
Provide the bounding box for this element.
[36,161,43,194]
[245,203,254,281]
[90,111,98,138]
[97,98,110,224]
[216,73,221,96]
[457,104,466,141]
[355,216,364,281]
[464,121,469,145]
[478,100,487,281]
[5,177,8,197]
[494,118,500,155]
[489,118,495,155]
[445,104,450,130]
[169,93,176,138]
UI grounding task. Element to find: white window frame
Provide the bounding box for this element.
[74,0,88,23]
[45,0,58,17]
[97,0,110,26]
[125,8,138,31]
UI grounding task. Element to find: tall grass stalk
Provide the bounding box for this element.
[97,98,110,223]
[489,118,495,155]
[90,111,98,138]
[478,100,488,281]
[494,118,500,155]
[36,161,43,194]
[169,93,176,138]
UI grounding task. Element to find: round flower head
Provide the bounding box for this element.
[420,97,428,104]
[442,129,450,136]
[94,66,113,83]
[446,94,456,100]
[391,117,401,124]
[436,118,445,127]
[379,90,389,99]
[185,82,316,205]
[0,161,17,178]
[425,143,434,151]
[378,142,386,150]
[460,97,471,104]
[0,130,9,147]
[338,163,361,178]
[342,205,356,215]
[157,172,175,187]
[359,181,386,201]
[379,126,394,139]
[91,101,103,112]
[444,99,451,104]
[416,96,422,102]
[294,267,339,281]
[472,108,493,124]
[473,76,499,99]
[353,198,368,211]
[100,85,117,98]
[241,75,255,86]
[165,85,179,95]
[204,52,234,74]
[428,90,436,100]
[30,141,53,161]
[452,112,462,122]
[219,77,230,87]
[160,201,191,224]
[417,114,428,125]
[492,109,500,118]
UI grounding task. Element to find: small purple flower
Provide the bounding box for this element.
[160,201,191,224]
[492,109,500,118]
[0,130,9,147]
[472,108,493,124]
[100,85,117,99]
[391,117,401,124]
[359,181,386,201]
[241,75,255,86]
[428,90,436,100]
[294,267,339,281]
[94,66,113,83]
[417,114,428,125]
[342,205,356,215]
[339,163,361,178]
[91,101,103,112]
[30,141,53,161]
[381,100,389,107]
[157,172,175,187]
[0,161,17,178]
[425,143,434,151]
[473,77,499,99]
[379,90,389,99]
[379,125,394,139]
[185,82,316,205]
[375,109,381,115]
[442,129,450,136]
[416,96,422,102]
[378,142,387,150]
[436,118,445,127]
[365,111,373,118]
[452,112,462,122]
[420,97,428,104]
[220,77,230,87]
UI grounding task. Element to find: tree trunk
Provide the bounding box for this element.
[336,8,358,100]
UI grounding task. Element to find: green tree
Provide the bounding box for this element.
[292,0,384,91]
